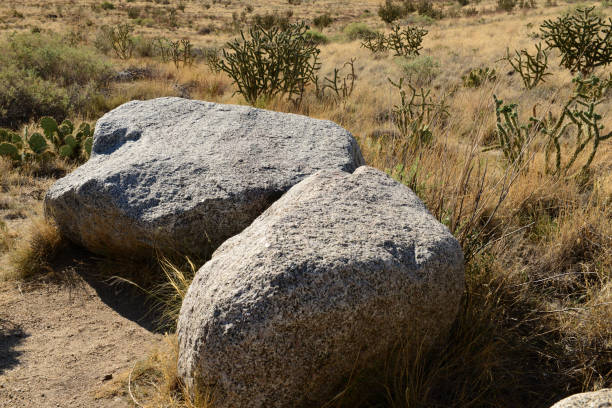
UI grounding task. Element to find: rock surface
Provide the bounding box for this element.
[177,166,465,408]
[550,389,612,408]
[44,97,364,257]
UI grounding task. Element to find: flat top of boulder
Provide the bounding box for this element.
[44,98,363,256]
[48,97,363,223]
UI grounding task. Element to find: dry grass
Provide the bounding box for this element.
[96,334,214,408]
[2,217,65,281]
[1,0,611,406]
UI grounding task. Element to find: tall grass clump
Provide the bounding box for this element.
[3,217,65,281]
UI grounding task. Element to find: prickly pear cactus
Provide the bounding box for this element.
[28,132,48,155]
[37,117,94,161]
[0,142,21,162]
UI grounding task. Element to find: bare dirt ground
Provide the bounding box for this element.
[0,269,162,408]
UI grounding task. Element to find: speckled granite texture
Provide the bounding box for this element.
[178,166,465,408]
[550,389,612,408]
[44,97,364,257]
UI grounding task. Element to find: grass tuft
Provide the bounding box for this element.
[3,217,65,281]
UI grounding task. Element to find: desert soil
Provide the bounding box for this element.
[0,270,162,408]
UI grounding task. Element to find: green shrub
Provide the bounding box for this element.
[0,65,69,129]
[313,13,334,30]
[398,55,440,85]
[212,22,320,105]
[497,0,516,11]
[4,33,113,87]
[417,0,445,18]
[378,0,406,23]
[0,33,112,128]
[101,1,115,10]
[344,22,378,40]
[127,6,141,19]
[251,11,291,30]
[305,30,329,44]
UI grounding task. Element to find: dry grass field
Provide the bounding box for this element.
[0,0,611,406]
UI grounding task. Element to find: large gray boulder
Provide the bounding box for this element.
[44,97,363,257]
[177,166,465,408]
[550,389,612,408]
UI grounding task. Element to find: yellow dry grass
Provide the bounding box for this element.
[0,0,611,406]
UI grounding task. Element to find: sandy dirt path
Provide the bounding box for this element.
[0,272,162,408]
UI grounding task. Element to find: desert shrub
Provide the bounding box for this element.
[133,35,157,58]
[211,22,320,105]
[504,43,551,89]
[100,1,115,10]
[417,0,445,18]
[497,0,516,11]
[0,65,69,129]
[0,33,112,128]
[305,30,329,44]
[4,33,113,87]
[540,6,612,75]
[313,13,334,30]
[127,6,141,19]
[463,6,479,16]
[344,22,378,40]
[251,11,291,30]
[519,0,537,8]
[378,0,406,23]
[398,55,440,85]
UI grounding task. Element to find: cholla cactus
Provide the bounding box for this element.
[386,24,427,57]
[212,21,321,105]
[505,43,551,89]
[540,7,612,75]
[485,95,534,166]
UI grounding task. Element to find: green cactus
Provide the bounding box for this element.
[0,142,21,162]
[28,132,48,154]
[485,95,534,166]
[84,137,93,156]
[37,117,93,161]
